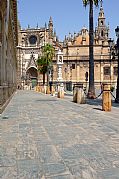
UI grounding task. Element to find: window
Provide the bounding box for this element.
[101,20,103,25]
[29,35,37,45]
[72,64,75,69]
[101,30,104,37]
[59,56,62,62]
[114,67,118,76]
[103,67,110,75]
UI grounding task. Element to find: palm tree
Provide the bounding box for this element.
[83,0,102,98]
[37,56,47,85]
[42,44,55,86]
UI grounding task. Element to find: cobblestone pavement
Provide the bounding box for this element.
[0,90,119,179]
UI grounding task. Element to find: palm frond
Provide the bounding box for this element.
[83,0,102,7]
[83,0,89,7]
[93,0,100,6]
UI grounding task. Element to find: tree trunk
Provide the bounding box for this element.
[87,0,95,99]
[43,72,45,85]
[47,65,49,86]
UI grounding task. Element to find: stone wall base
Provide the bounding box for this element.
[0,85,16,113]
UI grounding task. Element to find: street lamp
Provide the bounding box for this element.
[115,26,119,103]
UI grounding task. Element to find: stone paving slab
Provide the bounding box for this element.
[0,90,119,178]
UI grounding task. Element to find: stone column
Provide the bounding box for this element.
[76,62,80,82]
[101,65,103,82]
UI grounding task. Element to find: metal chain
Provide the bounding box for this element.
[83,89,103,99]
[83,89,87,96]
[81,88,119,103]
[95,90,103,99]
[110,91,116,100]
[110,91,119,103]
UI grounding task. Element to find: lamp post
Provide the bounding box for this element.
[115,26,119,103]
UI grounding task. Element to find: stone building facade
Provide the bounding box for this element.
[17,5,117,91]
[17,17,60,89]
[62,5,117,91]
[0,0,18,112]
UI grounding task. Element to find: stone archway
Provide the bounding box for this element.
[26,67,38,88]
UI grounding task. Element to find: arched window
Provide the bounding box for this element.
[101,30,104,37]
[101,20,103,25]
[113,67,118,76]
[29,35,37,45]
[103,66,110,75]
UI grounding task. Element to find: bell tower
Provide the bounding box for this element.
[95,1,109,41]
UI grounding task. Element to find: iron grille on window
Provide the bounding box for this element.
[72,64,75,69]
[103,67,110,75]
[114,67,118,76]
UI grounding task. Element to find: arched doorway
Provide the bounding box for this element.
[26,67,38,88]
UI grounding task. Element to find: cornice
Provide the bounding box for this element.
[11,0,18,45]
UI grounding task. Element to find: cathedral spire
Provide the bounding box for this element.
[45,22,47,29]
[49,16,53,23]
[100,0,103,8]
[48,16,53,39]
[99,1,105,19]
[95,2,109,41]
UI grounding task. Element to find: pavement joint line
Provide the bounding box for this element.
[1,90,119,178]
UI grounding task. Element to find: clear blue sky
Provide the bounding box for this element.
[18,0,119,41]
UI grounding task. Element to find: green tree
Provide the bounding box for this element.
[83,0,102,98]
[37,56,47,85]
[37,44,55,86]
[42,44,55,86]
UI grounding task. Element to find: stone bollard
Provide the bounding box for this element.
[51,86,55,96]
[35,86,37,91]
[38,86,40,92]
[102,84,111,111]
[57,85,64,98]
[44,86,47,94]
[41,86,46,93]
[39,86,42,92]
[34,86,36,91]
[41,86,43,93]
[77,88,85,104]
[73,87,77,102]
[57,89,64,98]
[46,86,51,94]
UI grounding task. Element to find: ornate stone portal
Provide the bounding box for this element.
[17,17,60,89]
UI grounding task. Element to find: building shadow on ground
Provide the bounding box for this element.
[86,98,119,109]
